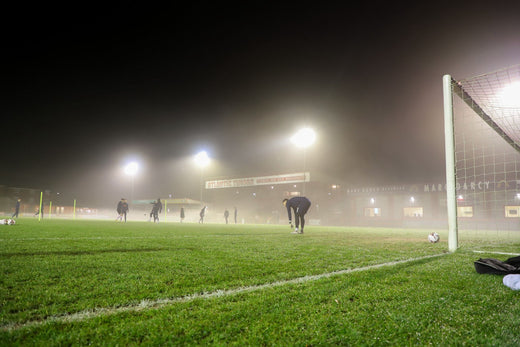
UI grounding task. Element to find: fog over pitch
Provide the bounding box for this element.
[2,2,520,206]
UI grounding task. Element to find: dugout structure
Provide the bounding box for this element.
[443,65,520,252]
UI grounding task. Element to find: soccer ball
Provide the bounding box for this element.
[1,219,16,225]
[428,232,440,243]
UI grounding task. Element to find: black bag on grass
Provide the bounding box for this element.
[504,255,520,268]
[474,256,520,275]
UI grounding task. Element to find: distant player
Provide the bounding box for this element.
[149,198,162,223]
[180,207,185,223]
[283,196,311,234]
[199,206,207,224]
[12,198,21,218]
[34,202,44,219]
[121,199,129,222]
[224,209,229,224]
[116,198,129,222]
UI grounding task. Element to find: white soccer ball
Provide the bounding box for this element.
[428,232,440,243]
[7,219,16,225]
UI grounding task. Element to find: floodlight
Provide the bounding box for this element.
[291,128,316,148]
[194,151,210,167]
[496,81,520,108]
[124,161,139,176]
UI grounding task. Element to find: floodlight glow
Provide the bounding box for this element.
[291,127,316,148]
[124,161,139,176]
[496,81,520,108]
[194,151,210,167]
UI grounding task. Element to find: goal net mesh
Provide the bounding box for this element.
[451,64,520,245]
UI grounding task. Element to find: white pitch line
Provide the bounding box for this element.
[1,253,446,332]
[473,250,519,256]
[0,236,157,242]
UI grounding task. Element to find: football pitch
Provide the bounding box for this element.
[1,219,520,345]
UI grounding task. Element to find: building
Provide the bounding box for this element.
[201,174,520,230]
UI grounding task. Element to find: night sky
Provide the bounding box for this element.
[3,2,520,206]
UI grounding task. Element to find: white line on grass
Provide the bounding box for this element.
[0,236,160,242]
[1,253,446,332]
[473,251,519,256]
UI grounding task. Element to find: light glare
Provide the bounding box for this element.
[496,81,520,108]
[291,128,316,148]
[194,151,210,167]
[124,161,139,176]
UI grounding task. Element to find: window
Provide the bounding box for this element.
[364,207,381,217]
[403,207,423,218]
[457,206,473,218]
[505,206,520,218]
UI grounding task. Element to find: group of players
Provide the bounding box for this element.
[114,195,312,234]
[115,198,163,223]
[5,195,312,234]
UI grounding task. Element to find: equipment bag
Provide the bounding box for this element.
[474,256,520,275]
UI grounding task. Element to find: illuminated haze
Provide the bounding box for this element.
[2,2,520,208]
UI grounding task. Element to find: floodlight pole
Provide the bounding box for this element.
[130,176,135,202]
[291,128,315,197]
[200,167,204,205]
[302,148,307,195]
[443,74,458,252]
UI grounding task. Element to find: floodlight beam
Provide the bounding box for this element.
[124,161,139,176]
[291,128,316,148]
[194,151,210,168]
[194,151,211,205]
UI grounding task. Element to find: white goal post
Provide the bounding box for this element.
[443,75,458,252]
[443,65,520,252]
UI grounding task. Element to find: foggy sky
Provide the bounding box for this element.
[2,2,520,207]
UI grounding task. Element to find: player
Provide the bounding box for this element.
[12,198,21,218]
[34,202,44,219]
[116,198,129,222]
[149,198,162,223]
[199,206,207,224]
[180,207,185,223]
[121,199,129,222]
[224,209,229,224]
[283,196,311,234]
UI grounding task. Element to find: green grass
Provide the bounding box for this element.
[1,219,519,345]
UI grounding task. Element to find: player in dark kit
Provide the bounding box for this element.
[283,196,311,234]
[116,198,129,222]
[199,206,207,224]
[149,198,162,223]
[12,198,21,218]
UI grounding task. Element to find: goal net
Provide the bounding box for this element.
[443,65,520,251]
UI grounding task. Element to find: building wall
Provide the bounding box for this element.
[202,180,519,230]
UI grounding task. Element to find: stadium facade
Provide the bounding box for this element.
[202,173,520,229]
[1,175,518,229]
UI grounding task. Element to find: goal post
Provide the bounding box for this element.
[443,65,520,252]
[443,74,458,252]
